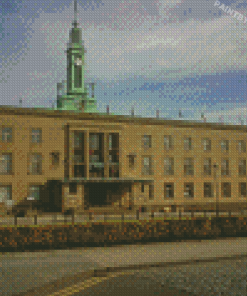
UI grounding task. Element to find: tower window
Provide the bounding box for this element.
[74,65,82,88]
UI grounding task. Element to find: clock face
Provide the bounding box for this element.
[75,58,82,66]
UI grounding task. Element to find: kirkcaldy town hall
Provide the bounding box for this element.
[0,1,247,214]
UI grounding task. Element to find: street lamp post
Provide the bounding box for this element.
[213,163,219,219]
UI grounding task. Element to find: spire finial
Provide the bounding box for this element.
[73,0,78,28]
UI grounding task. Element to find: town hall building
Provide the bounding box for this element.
[0,1,247,215]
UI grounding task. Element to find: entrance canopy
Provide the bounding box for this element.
[63,177,154,184]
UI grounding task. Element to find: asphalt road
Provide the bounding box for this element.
[1,237,247,296]
[56,258,247,296]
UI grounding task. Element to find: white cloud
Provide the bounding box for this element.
[157,0,183,19]
[0,0,246,109]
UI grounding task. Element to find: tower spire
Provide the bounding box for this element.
[73,0,78,28]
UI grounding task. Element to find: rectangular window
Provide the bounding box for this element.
[51,152,60,166]
[141,184,145,193]
[142,135,151,149]
[164,157,174,175]
[29,185,40,200]
[221,159,230,176]
[164,135,172,150]
[239,159,246,176]
[1,127,12,143]
[203,158,211,175]
[184,158,194,175]
[184,183,194,198]
[74,165,85,178]
[0,154,12,174]
[128,155,135,169]
[204,182,213,197]
[164,183,174,199]
[109,153,119,163]
[29,154,42,175]
[89,134,99,150]
[109,134,113,150]
[239,183,247,197]
[0,185,12,203]
[69,183,77,194]
[222,182,231,198]
[184,137,192,150]
[90,154,100,163]
[31,128,42,143]
[74,65,82,88]
[142,156,152,175]
[109,134,119,150]
[74,150,83,164]
[74,131,84,148]
[237,140,246,153]
[220,140,229,152]
[149,184,154,200]
[202,138,211,151]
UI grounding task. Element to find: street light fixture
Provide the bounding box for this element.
[213,163,219,218]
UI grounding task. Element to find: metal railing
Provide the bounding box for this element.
[0,210,246,226]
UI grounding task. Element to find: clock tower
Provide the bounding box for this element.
[56,0,97,112]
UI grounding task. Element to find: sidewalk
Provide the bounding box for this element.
[1,237,247,295]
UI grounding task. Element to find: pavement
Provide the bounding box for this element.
[1,237,247,295]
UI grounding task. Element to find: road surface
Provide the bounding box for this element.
[57,257,247,296]
[0,237,246,295]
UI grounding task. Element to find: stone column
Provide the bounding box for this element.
[104,133,109,178]
[77,184,85,212]
[64,125,70,179]
[62,184,65,213]
[84,130,89,178]
[69,129,74,178]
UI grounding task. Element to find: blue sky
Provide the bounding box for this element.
[0,0,247,124]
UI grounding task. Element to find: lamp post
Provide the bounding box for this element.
[213,163,219,218]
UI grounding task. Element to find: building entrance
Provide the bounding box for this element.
[87,183,108,207]
[86,183,123,208]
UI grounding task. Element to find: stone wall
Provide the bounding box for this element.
[63,184,84,210]
[0,216,247,252]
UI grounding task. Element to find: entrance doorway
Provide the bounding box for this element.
[87,183,108,207]
[86,183,123,208]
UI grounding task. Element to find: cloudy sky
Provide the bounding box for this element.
[0,0,247,124]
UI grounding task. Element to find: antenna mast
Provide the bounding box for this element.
[73,0,78,28]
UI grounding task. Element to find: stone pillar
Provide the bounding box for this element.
[69,129,74,178]
[121,191,129,208]
[104,133,109,178]
[64,184,85,210]
[62,184,65,213]
[77,184,85,212]
[84,130,89,178]
[64,125,70,180]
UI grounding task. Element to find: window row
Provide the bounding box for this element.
[1,127,246,154]
[0,152,59,175]
[129,156,247,177]
[74,132,119,164]
[142,135,246,153]
[1,182,246,204]
[164,182,247,199]
[1,127,42,143]
[0,185,41,202]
